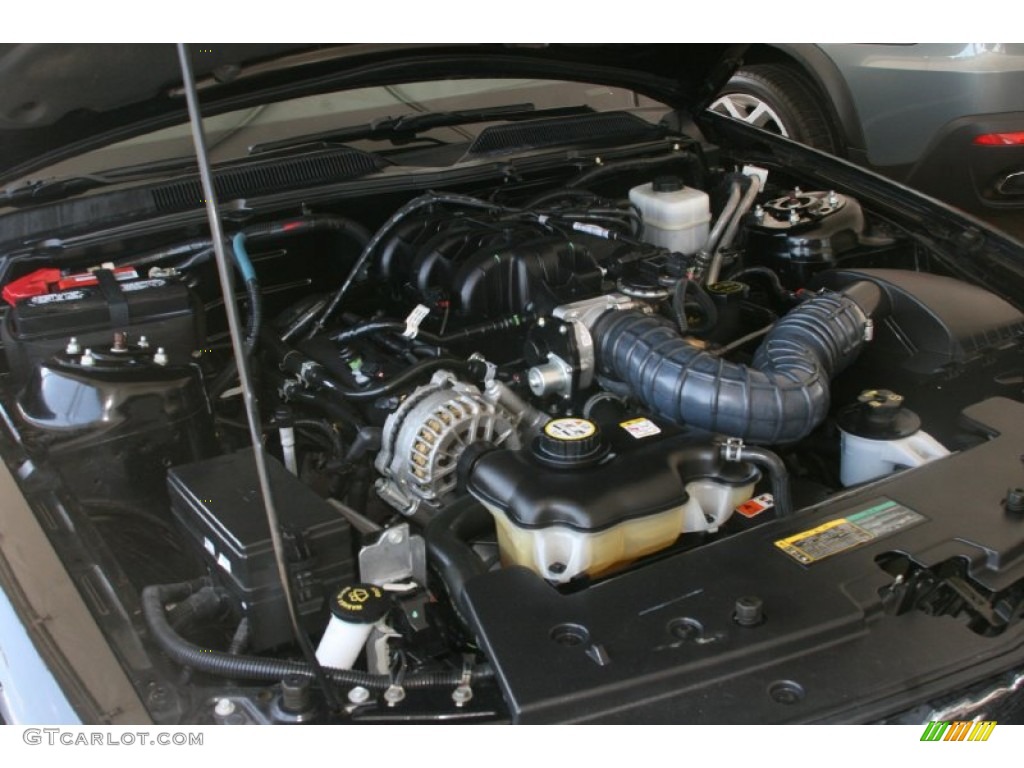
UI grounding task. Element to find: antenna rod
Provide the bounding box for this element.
[175,43,340,710]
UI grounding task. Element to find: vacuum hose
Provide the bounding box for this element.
[594,284,882,443]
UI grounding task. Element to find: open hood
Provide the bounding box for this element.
[0,43,746,182]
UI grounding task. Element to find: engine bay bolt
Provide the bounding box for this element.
[153,347,169,366]
[280,674,312,714]
[138,335,150,349]
[559,324,569,335]
[452,684,473,707]
[214,698,236,717]
[828,190,839,206]
[1005,487,1024,516]
[386,527,405,544]
[65,337,81,355]
[383,684,406,707]
[788,208,800,225]
[347,686,371,705]
[733,595,765,627]
[537,317,546,327]
[80,348,96,366]
[111,331,127,352]
[753,205,765,223]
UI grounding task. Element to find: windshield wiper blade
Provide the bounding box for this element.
[248,103,595,155]
[3,155,202,206]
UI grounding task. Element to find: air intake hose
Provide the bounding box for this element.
[594,285,881,443]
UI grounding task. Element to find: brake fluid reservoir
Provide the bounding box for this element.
[837,390,950,487]
[629,176,710,255]
[316,584,390,670]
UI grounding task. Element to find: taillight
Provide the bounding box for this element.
[973,131,1024,146]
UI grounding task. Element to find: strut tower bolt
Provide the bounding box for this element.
[384,685,406,707]
[138,335,150,349]
[153,347,169,366]
[1006,488,1024,516]
[214,698,236,717]
[734,595,765,626]
[80,349,95,366]
[111,331,127,352]
[347,686,371,705]
[66,337,81,355]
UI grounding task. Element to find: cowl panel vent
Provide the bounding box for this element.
[150,149,383,211]
[467,112,664,156]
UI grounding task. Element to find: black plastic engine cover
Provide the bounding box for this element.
[463,397,1024,723]
[814,268,1024,379]
[168,449,355,652]
[16,350,215,504]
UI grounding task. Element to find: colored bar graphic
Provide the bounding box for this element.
[920,720,996,741]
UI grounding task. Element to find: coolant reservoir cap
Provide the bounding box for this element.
[652,175,684,193]
[330,584,390,625]
[532,417,608,468]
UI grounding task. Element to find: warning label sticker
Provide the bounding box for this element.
[736,493,775,518]
[619,417,662,439]
[774,499,925,565]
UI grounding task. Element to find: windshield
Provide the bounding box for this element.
[23,78,668,182]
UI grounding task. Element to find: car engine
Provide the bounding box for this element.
[2,142,1023,724]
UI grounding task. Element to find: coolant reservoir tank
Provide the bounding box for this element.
[629,176,710,255]
[466,418,759,583]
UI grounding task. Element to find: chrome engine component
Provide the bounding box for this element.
[375,370,521,516]
[526,293,644,399]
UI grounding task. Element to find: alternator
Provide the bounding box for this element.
[375,371,521,517]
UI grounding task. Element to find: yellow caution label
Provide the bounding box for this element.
[775,499,925,565]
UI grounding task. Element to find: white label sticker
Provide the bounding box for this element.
[120,279,166,292]
[619,417,662,439]
[28,290,87,305]
[402,304,430,338]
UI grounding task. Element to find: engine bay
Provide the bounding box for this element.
[1,135,1023,724]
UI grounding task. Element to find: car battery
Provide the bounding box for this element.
[1,269,202,387]
[168,448,356,652]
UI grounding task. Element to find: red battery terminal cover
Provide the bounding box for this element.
[3,266,139,305]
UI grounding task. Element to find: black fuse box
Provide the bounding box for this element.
[2,276,202,386]
[168,449,355,651]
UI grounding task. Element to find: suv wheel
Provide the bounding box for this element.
[710,63,841,154]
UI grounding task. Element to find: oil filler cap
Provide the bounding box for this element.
[532,417,608,468]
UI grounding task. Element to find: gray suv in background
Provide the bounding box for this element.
[711,44,1024,236]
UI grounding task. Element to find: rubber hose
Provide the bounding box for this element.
[707,175,761,285]
[424,496,494,620]
[704,180,742,255]
[142,580,493,690]
[262,329,479,403]
[671,278,718,335]
[595,288,873,443]
[734,445,793,517]
[330,314,528,347]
